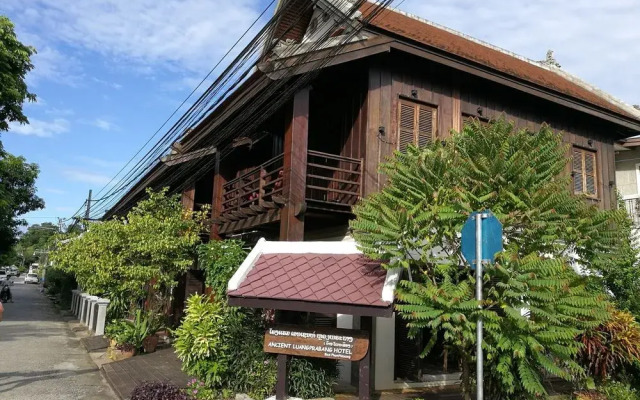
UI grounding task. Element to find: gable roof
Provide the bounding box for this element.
[227,238,400,316]
[359,2,640,123]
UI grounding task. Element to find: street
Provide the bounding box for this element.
[0,278,117,399]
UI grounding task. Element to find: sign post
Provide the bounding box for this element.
[265,325,371,400]
[461,210,503,400]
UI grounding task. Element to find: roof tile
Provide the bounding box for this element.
[229,253,388,307]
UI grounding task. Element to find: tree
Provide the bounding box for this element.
[0,15,36,132]
[0,150,44,253]
[351,119,622,399]
[50,188,208,318]
[0,15,43,255]
[11,222,60,267]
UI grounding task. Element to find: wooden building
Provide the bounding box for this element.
[106,0,640,390]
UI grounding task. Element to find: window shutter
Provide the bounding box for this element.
[417,106,435,147]
[572,148,583,194]
[399,102,415,152]
[585,151,596,196]
[572,147,597,197]
[398,99,437,151]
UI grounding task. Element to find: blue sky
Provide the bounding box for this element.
[2,0,639,227]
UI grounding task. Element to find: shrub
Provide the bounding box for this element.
[598,381,640,400]
[44,267,76,308]
[173,294,278,399]
[130,381,189,400]
[197,240,246,298]
[579,309,640,380]
[288,357,338,399]
[173,295,229,387]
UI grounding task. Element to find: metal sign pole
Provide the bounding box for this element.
[475,212,484,400]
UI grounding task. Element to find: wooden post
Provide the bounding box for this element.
[276,354,289,400]
[279,87,310,241]
[210,152,226,240]
[358,316,373,400]
[181,185,195,211]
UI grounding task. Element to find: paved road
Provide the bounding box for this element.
[0,278,117,399]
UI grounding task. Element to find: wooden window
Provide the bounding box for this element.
[398,99,437,152]
[572,147,597,197]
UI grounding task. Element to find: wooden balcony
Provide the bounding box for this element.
[215,150,362,233]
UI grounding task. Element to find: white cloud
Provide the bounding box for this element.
[45,107,75,117]
[8,118,70,138]
[5,0,267,76]
[62,169,112,185]
[91,118,116,131]
[92,77,123,89]
[398,0,640,105]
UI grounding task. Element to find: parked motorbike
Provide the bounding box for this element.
[0,283,12,303]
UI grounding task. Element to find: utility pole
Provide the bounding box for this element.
[85,189,92,220]
[83,189,92,231]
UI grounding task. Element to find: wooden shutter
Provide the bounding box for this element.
[417,106,435,147]
[572,147,597,197]
[399,101,415,152]
[572,148,584,194]
[585,151,597,196]
[398,99,436,151]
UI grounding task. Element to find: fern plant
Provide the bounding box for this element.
[351,118,624,399]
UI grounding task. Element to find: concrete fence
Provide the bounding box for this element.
[71,289,110,336]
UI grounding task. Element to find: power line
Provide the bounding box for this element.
[88,0,278,206]
[86,0,397,219]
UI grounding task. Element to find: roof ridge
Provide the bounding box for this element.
[367,1,640,120]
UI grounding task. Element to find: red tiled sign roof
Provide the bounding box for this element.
[360,3,639,122]
[228,253,389,307]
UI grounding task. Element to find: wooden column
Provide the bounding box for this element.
[181,185,195,211]
[276,354,289,400]
[210,152,226,240]
[279,87,310,241]
[358,316,373,400]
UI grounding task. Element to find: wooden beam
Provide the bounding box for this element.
[210,153,226,240]
[279,87,310,241]
[161,146,216,167]
[227,296,393,317]
[276,354,289,400]
[358,316,373,400]
[181,185,195,211]
[220,208,281,234]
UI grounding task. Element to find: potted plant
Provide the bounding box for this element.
[142,312,164,353]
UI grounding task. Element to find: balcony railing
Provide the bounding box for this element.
[624,196,640,225]
[306,150,362,212]
[219,150,363,221]
[221,155,285,218]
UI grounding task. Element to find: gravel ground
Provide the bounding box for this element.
[0,278,117,399]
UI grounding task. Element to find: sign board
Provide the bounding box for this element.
[461,211,503,268]
[264,325,369,361]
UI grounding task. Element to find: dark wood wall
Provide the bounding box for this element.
[364,52,618,209]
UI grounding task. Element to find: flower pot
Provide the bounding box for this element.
[143,335,159,353]
[119,347,136,359]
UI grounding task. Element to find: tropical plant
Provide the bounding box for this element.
[130,381,190,400]
[197,239,246,298]
[173,294,229,387]
[579,309,640,380]
[351,119,621,399]
[50,188,208,316]
[288,357,338,399]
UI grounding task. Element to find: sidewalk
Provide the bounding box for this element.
[102,348,190,399]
